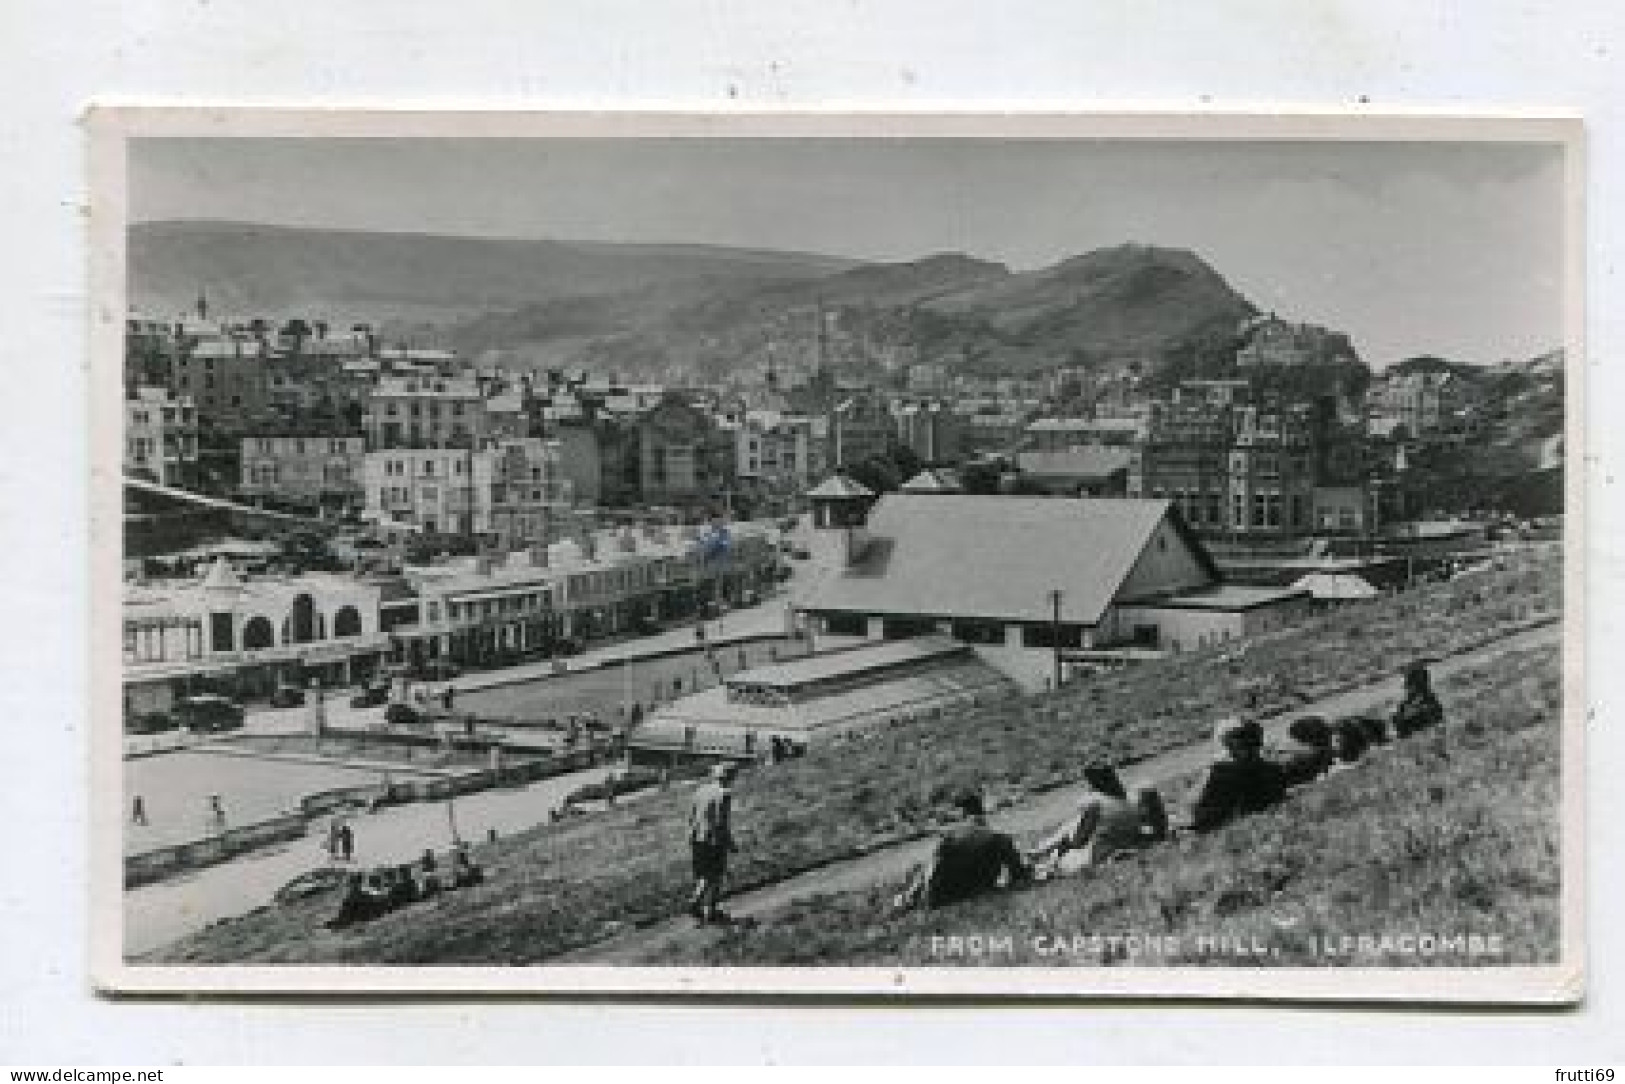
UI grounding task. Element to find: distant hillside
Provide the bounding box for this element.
[134,224,1305,388]
[128,220,859,327]
[459,243,1262,383]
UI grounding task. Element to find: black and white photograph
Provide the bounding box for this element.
[92,112,1581,999]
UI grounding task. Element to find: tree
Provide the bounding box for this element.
[959,460,1003,495]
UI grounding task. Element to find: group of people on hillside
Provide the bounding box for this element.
[893,659,1447,911]
[679,660,1448,924]
[326,843,485,929]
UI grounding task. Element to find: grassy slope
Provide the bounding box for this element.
[150,549,1560,965]
[660,640,1562,966]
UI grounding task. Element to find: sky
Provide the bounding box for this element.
[130,137,1568,368]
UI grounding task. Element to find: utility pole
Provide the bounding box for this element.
[1048,588,1064,692]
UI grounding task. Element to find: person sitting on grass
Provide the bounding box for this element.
[1392,660,1445,739]
[895,792,1030,910]
[1332,717,1373,765]
[385,864,419,909]
[1273,716,1338,786]
[451,843,485,888]
[327,871,390,929]
[1186,718,1288,833]
[1028,764,1167,879]
[416,850,443,899]
[325,873,374,929]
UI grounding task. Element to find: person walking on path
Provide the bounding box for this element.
[131,795,147,826]
[687,762,739,925]
[338,820,355,862]
[207,794,227,832]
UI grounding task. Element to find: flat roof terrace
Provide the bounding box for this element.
[726,635,967,692]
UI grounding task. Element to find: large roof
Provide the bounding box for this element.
[802,495,1205,626]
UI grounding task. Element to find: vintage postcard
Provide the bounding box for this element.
[88,109,1583,1000]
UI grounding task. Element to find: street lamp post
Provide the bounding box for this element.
[1048,588,1064,692]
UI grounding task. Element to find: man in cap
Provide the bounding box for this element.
[1392,659,1445,740]
[897,791,1030,910]
[687,761,740,925]
[1186,717,1288,832]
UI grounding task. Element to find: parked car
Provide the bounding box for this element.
[126,711,177,735]
[175,694,246,733]
[384,702,423,727]
[421,659,462,680]
[350,683,390,709]
[269,683,306,708]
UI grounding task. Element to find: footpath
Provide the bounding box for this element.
[563,620,1561,964]
[124,761,613,957]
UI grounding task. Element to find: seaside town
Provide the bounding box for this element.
[121,228,1565,967]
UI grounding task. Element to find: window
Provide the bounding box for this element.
[950,617,1005,644]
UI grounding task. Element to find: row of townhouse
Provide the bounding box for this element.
[122,522,781,718]
[392,523,778,670]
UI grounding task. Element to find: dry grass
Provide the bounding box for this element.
[667,640,1563,967]
[148,548,1560,965]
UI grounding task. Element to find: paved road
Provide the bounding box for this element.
[124,761,614,958]
[121,590,801,759]
[564,620,1560,964]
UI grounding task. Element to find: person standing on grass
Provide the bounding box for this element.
[687,762,739,925]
